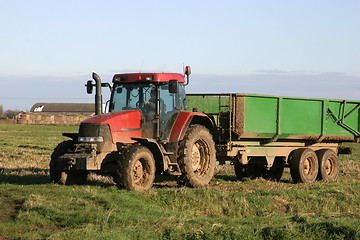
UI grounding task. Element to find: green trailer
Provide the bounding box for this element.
[186,93,360,183]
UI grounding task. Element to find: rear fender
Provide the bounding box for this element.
[169,112,214,142]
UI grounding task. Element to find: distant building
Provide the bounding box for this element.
[30,103,95,115]
[20,103,95,125]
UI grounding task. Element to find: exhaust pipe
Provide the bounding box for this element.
[92,72,103,115]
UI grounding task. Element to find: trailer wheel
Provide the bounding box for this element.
[290,148,319,183]
[178,124,216,188]
[119,145,156,190]
[50,140,72,184]
[316,149,339,181]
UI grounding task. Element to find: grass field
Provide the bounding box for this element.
[1,124,360,239]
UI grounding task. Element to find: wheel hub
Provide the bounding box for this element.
[304,157,312,175]
[133,160,144,183]
[191,144,201,171]
[325,158,335,177]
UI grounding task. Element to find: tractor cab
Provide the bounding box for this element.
[110,73,187,140]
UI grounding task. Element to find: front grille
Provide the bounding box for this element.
[78,123,114,152]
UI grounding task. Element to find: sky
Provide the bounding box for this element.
[0,0,359,111]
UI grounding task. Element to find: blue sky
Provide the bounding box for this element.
[0,0,359,111]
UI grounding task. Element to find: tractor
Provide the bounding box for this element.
[50,67,216,190]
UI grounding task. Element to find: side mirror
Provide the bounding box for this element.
[169,80,179,93]
[86,80,93,94]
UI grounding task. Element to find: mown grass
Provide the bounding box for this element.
[1,124,360,239]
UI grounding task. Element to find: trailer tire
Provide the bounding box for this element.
[290,148,319,183]
[178,124,216,188]
[50,140,72,184]
[316,149,339,181]
[119,145,156,190]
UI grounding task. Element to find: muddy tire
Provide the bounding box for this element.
[119,145,156,191]
[178,124,216,188]
[50,140,88,185]
[290,148,319,183]
[50,140,72,184]
[316,149,339,181]
[110,151,125,188]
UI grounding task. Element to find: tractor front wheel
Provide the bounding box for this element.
[50,140,72,184]
[118,145,156,190]
[50,140,88,185]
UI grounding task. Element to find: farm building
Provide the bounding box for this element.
[19,103,95,125]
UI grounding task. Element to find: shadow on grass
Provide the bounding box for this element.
[0,167,294,189]
[0,168,115,187]
[0,167,180,188]
[153,175,179,189]
[213,174,238,182]
[0,167,50,185]
[17,144,51,151]
[214,174,293,184]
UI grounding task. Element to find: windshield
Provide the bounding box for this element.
[110,83,184,112]
[111,83,153,111]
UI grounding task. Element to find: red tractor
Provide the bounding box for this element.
[50,67,216,190]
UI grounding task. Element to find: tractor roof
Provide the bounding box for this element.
[112,73,185,83]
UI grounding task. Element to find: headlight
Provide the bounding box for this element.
[78,136,104,143]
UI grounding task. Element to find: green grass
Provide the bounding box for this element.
[1,124,360,239]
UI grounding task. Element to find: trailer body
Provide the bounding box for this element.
[187,93,360,142]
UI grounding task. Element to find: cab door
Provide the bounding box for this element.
[159,83,186,141]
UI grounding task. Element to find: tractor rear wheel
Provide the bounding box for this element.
[290,148,319,183]
[118,145,156,190]
[316,149,339,181]
[178,124,216,188]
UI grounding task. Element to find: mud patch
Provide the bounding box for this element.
[272,195,290,214]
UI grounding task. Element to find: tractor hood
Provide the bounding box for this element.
[81,110,142,143]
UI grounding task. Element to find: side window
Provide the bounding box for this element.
[160,85,175,112]
[127,87,138,108]
[111,86,127,111]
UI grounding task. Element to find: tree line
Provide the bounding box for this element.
[0,104,24,119]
